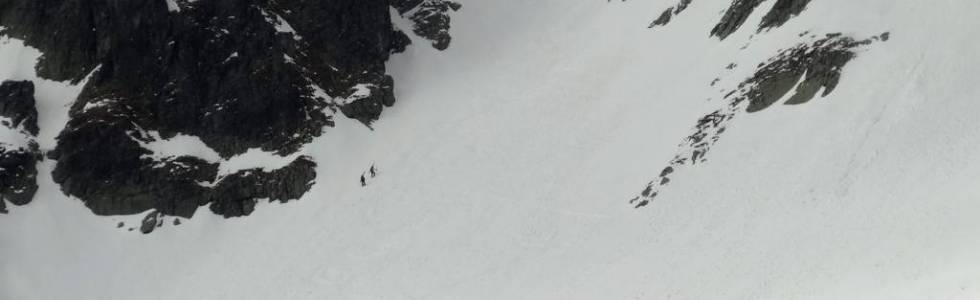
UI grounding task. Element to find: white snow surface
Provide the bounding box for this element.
[3,1,980,299]
[134,130,300,177]
[260,8,302,41]
[0,116,33,151]
[337,83,377,105]
[165,0,180,12]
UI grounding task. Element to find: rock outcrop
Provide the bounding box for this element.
[649,0,692,28]
[631,33,888,209]
[759,0,812,31]
[742,33,876,112]
[710,0,765,40]
[392,0,462,51]
[648,0,813,39]
[0,80,40,213]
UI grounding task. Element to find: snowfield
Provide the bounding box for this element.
[4,0,980,299]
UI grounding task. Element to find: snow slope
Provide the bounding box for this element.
[4,0,980,299]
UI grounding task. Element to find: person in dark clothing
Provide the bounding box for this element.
[369,165,376,178]
[360,174,366,187]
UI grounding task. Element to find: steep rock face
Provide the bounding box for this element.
[392,0,461,50]
[710,0,765,40]
[0,80,39,136]
[648,0,692,28]
[0,0,458,221]
[759,0,812,31]
[0,147,38,213]
[0,80,40,213]
[742,33,871,112]
[208,156,317,218]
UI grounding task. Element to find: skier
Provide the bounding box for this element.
[360,174,366,187]
[369,165,377,178]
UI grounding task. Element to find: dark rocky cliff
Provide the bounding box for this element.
[0,0,458,222]
[0,80,40,213]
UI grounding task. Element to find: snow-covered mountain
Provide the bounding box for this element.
[3,0,980,299]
